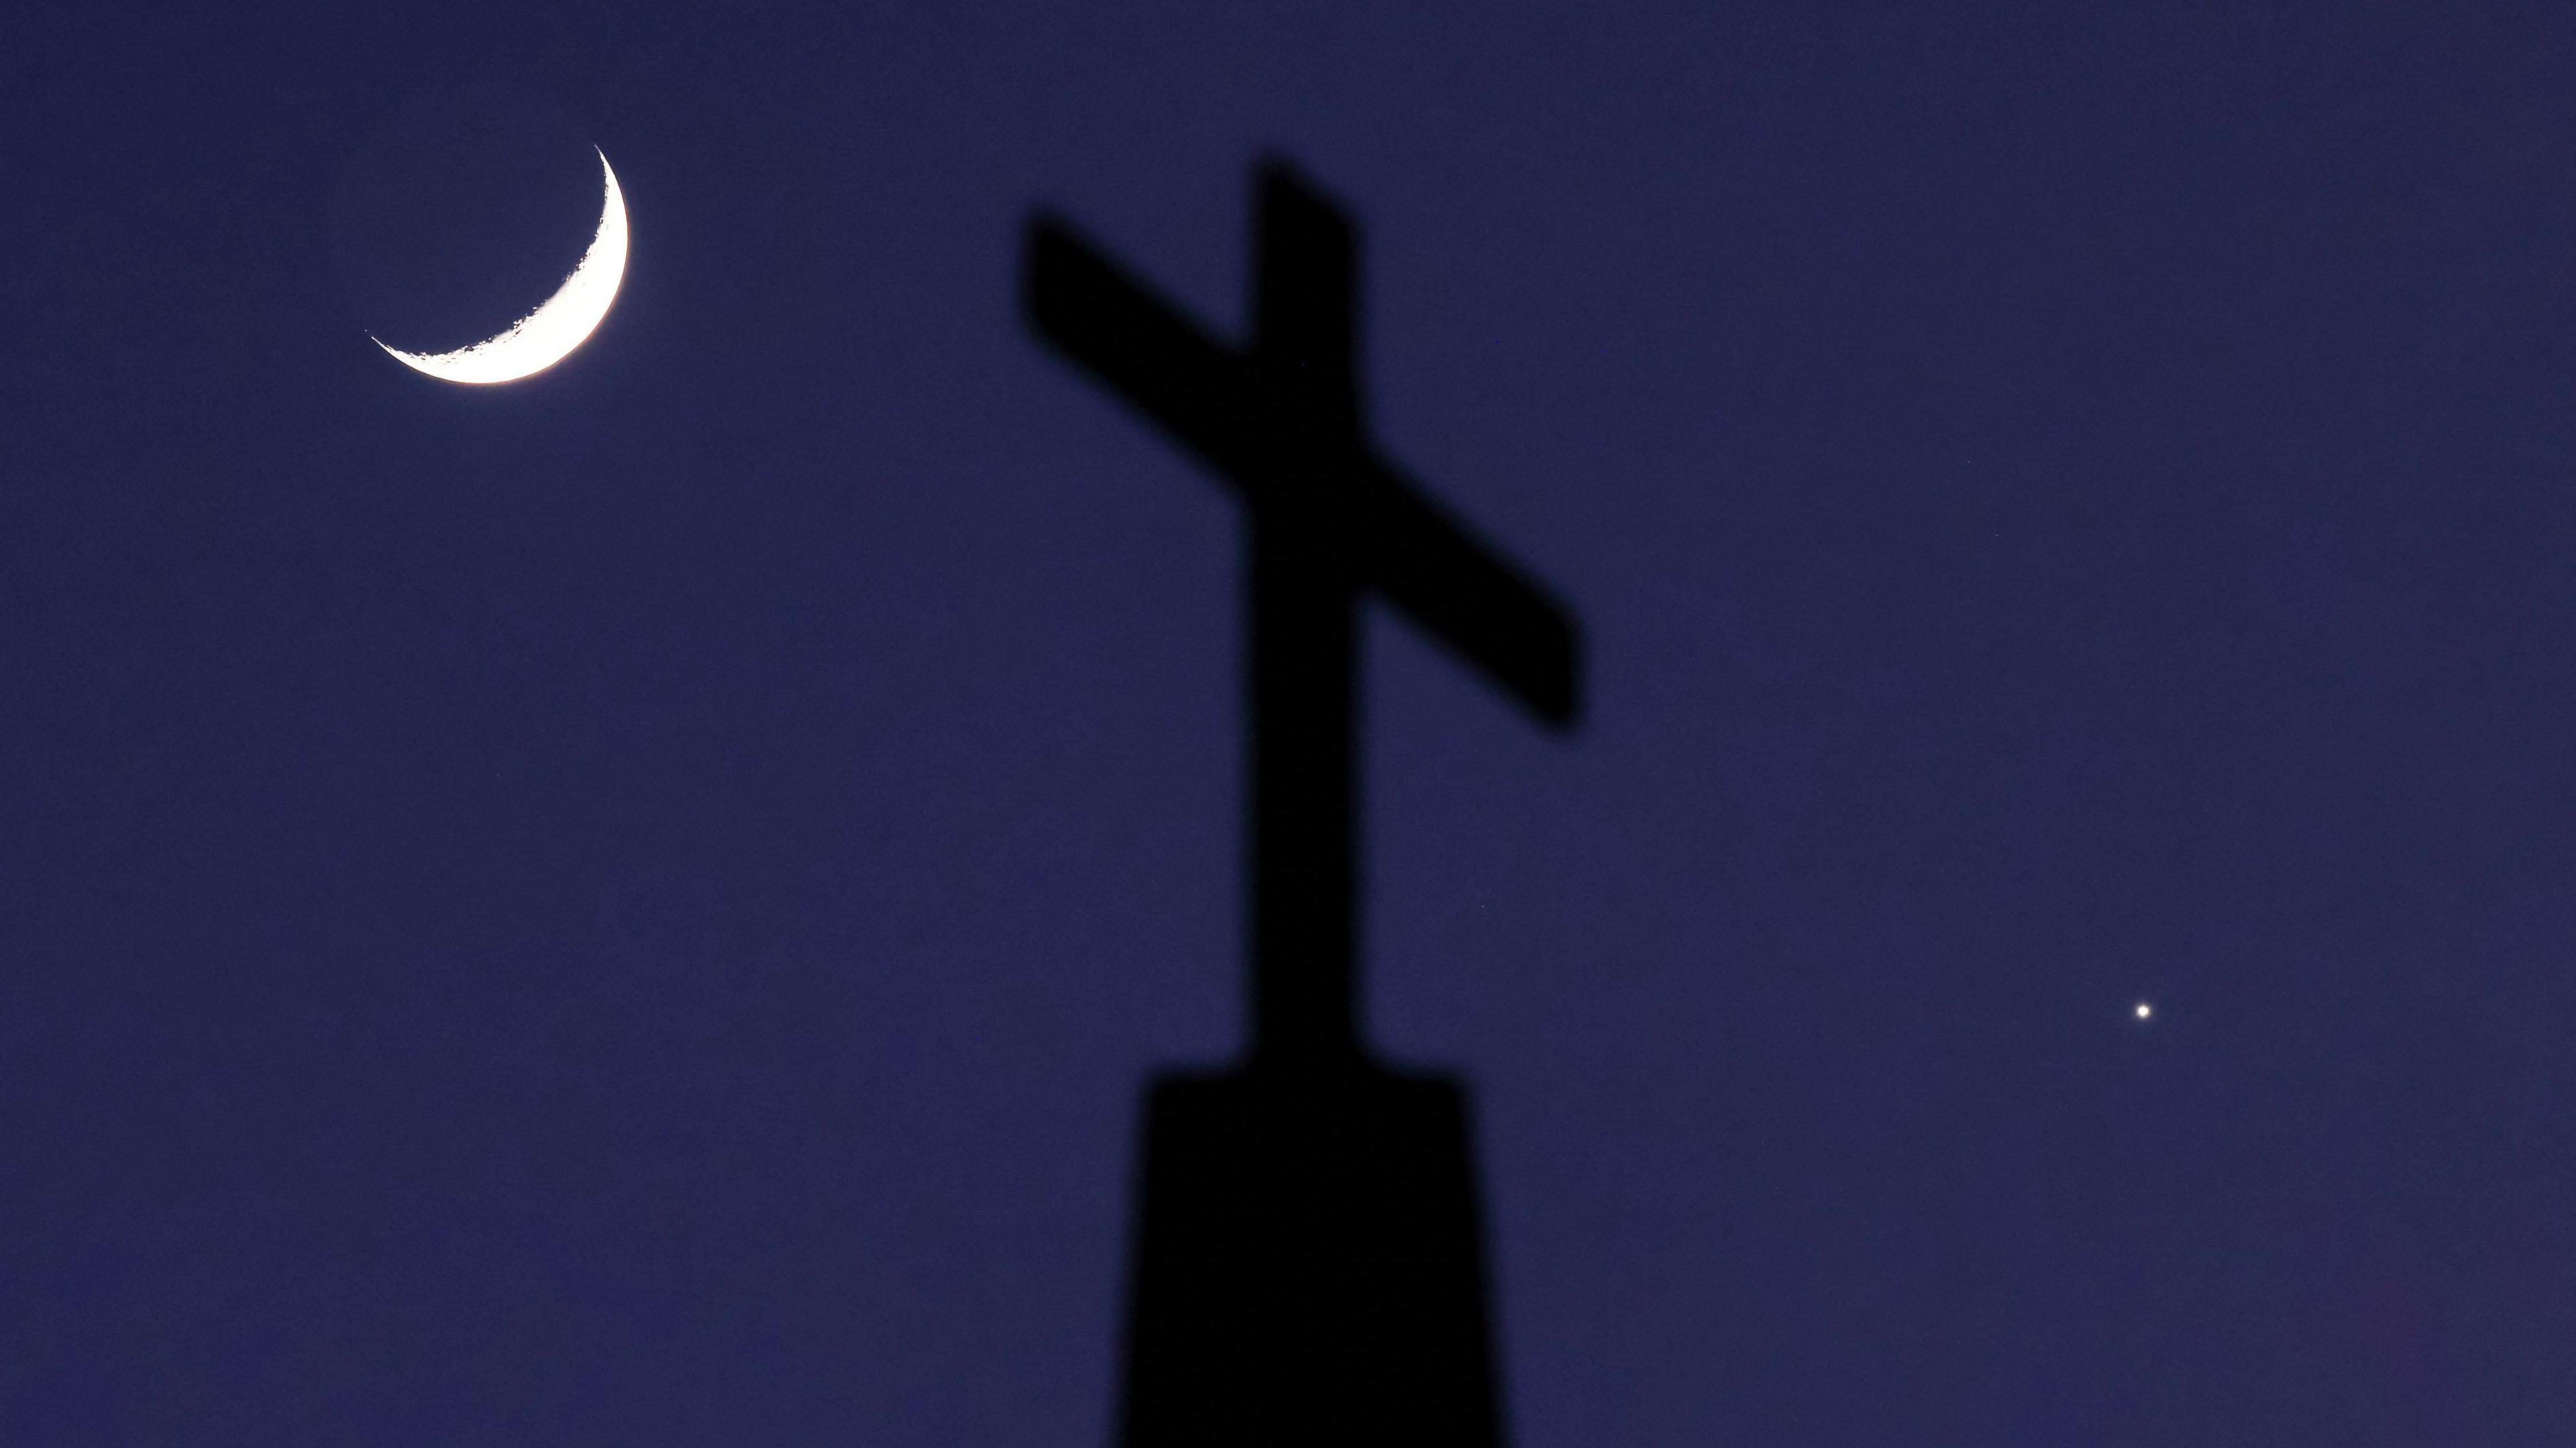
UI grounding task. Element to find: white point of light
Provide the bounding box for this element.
[375,149,629,384]
[2134,1001,2153,1021]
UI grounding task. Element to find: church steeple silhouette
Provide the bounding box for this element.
[1025,158,1581,1447]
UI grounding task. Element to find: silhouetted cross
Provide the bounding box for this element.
[1025,160,1580,1067]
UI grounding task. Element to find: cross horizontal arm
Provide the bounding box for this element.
[1025,212,1583,730]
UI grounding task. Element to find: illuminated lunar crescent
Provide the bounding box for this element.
[375,148,628,384]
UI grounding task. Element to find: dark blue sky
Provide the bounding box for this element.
[7,3,2575,1443]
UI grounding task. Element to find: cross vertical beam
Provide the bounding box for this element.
[1246,170,1362,1063]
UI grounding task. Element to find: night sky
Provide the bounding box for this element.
[8,4,2576,1443]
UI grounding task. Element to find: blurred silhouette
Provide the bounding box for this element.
[1026,158,1580,1447]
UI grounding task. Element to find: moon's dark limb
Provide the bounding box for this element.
[329,85,602,357]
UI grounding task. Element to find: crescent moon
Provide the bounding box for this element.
[374,148,629,384]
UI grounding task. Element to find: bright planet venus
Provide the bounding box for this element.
[374,148,628,384]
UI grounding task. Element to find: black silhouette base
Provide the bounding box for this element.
[1116,1060,1502,1448]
